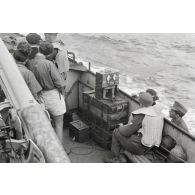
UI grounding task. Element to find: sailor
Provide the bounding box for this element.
[26,33,42,59]
[28,41,66,144]
[105,92,164,163]
[146,88,159,105]
[169,101,188,132]
[128,89,159,124]
[131,89,159,106]
[13,41,42,103]
[44,33,69,81]
[25,33,42,70]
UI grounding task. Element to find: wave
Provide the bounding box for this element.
[172,44,195,53]
[60,33,195,131]
[72,33,129,45]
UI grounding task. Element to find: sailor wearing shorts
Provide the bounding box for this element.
[28,41,66,144]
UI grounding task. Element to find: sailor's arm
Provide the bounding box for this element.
[118,114,145,137]
[28,71,43,103]
[56,50,69,80]
[49,61,66,95]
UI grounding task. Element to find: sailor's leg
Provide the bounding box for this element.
[111,128,128,157]
[125,134,149,155]
[53,114,64,144]
[112,130,149,156]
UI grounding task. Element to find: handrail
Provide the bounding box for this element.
[164,117,195,140]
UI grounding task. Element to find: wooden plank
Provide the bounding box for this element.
[123,151,151,163]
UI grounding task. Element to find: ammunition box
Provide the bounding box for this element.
[95,69,119,99]
[69,120,90,143]
[95,70,119,88]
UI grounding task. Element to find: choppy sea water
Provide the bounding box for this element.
[58,33,195,133]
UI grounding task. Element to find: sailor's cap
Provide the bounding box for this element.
[26,33,42,45]
[146,88,159,100]
[52,41,65,50]
[171,101,188,116]
[138,92,153,107]
[17,41,31,55]
[52,42,62,49]
[39,41,54,55]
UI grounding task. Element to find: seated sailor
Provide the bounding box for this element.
[169,101,188,132]
[105,92,164,163]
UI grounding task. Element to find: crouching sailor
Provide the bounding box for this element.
[105,92,164,163]
[169,101,188,132]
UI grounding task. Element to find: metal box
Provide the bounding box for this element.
[95,69,119,88]
[95,69,119,99]
[69,120,90,143]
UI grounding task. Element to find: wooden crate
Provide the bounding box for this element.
[82,109,128,131]
[83,91,128,114]
[91,125,113,141]
[82,90,129,148]
[91,130,111,150]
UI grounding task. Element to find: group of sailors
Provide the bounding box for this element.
[12,33,69,144]
[105,89,189,163]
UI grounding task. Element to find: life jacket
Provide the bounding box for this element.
[130,104,164,147]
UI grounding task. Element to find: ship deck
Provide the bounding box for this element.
[63,128,112,163]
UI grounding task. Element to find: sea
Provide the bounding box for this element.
[58,33,195,134]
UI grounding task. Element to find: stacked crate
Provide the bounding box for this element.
[82,91,129,149]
